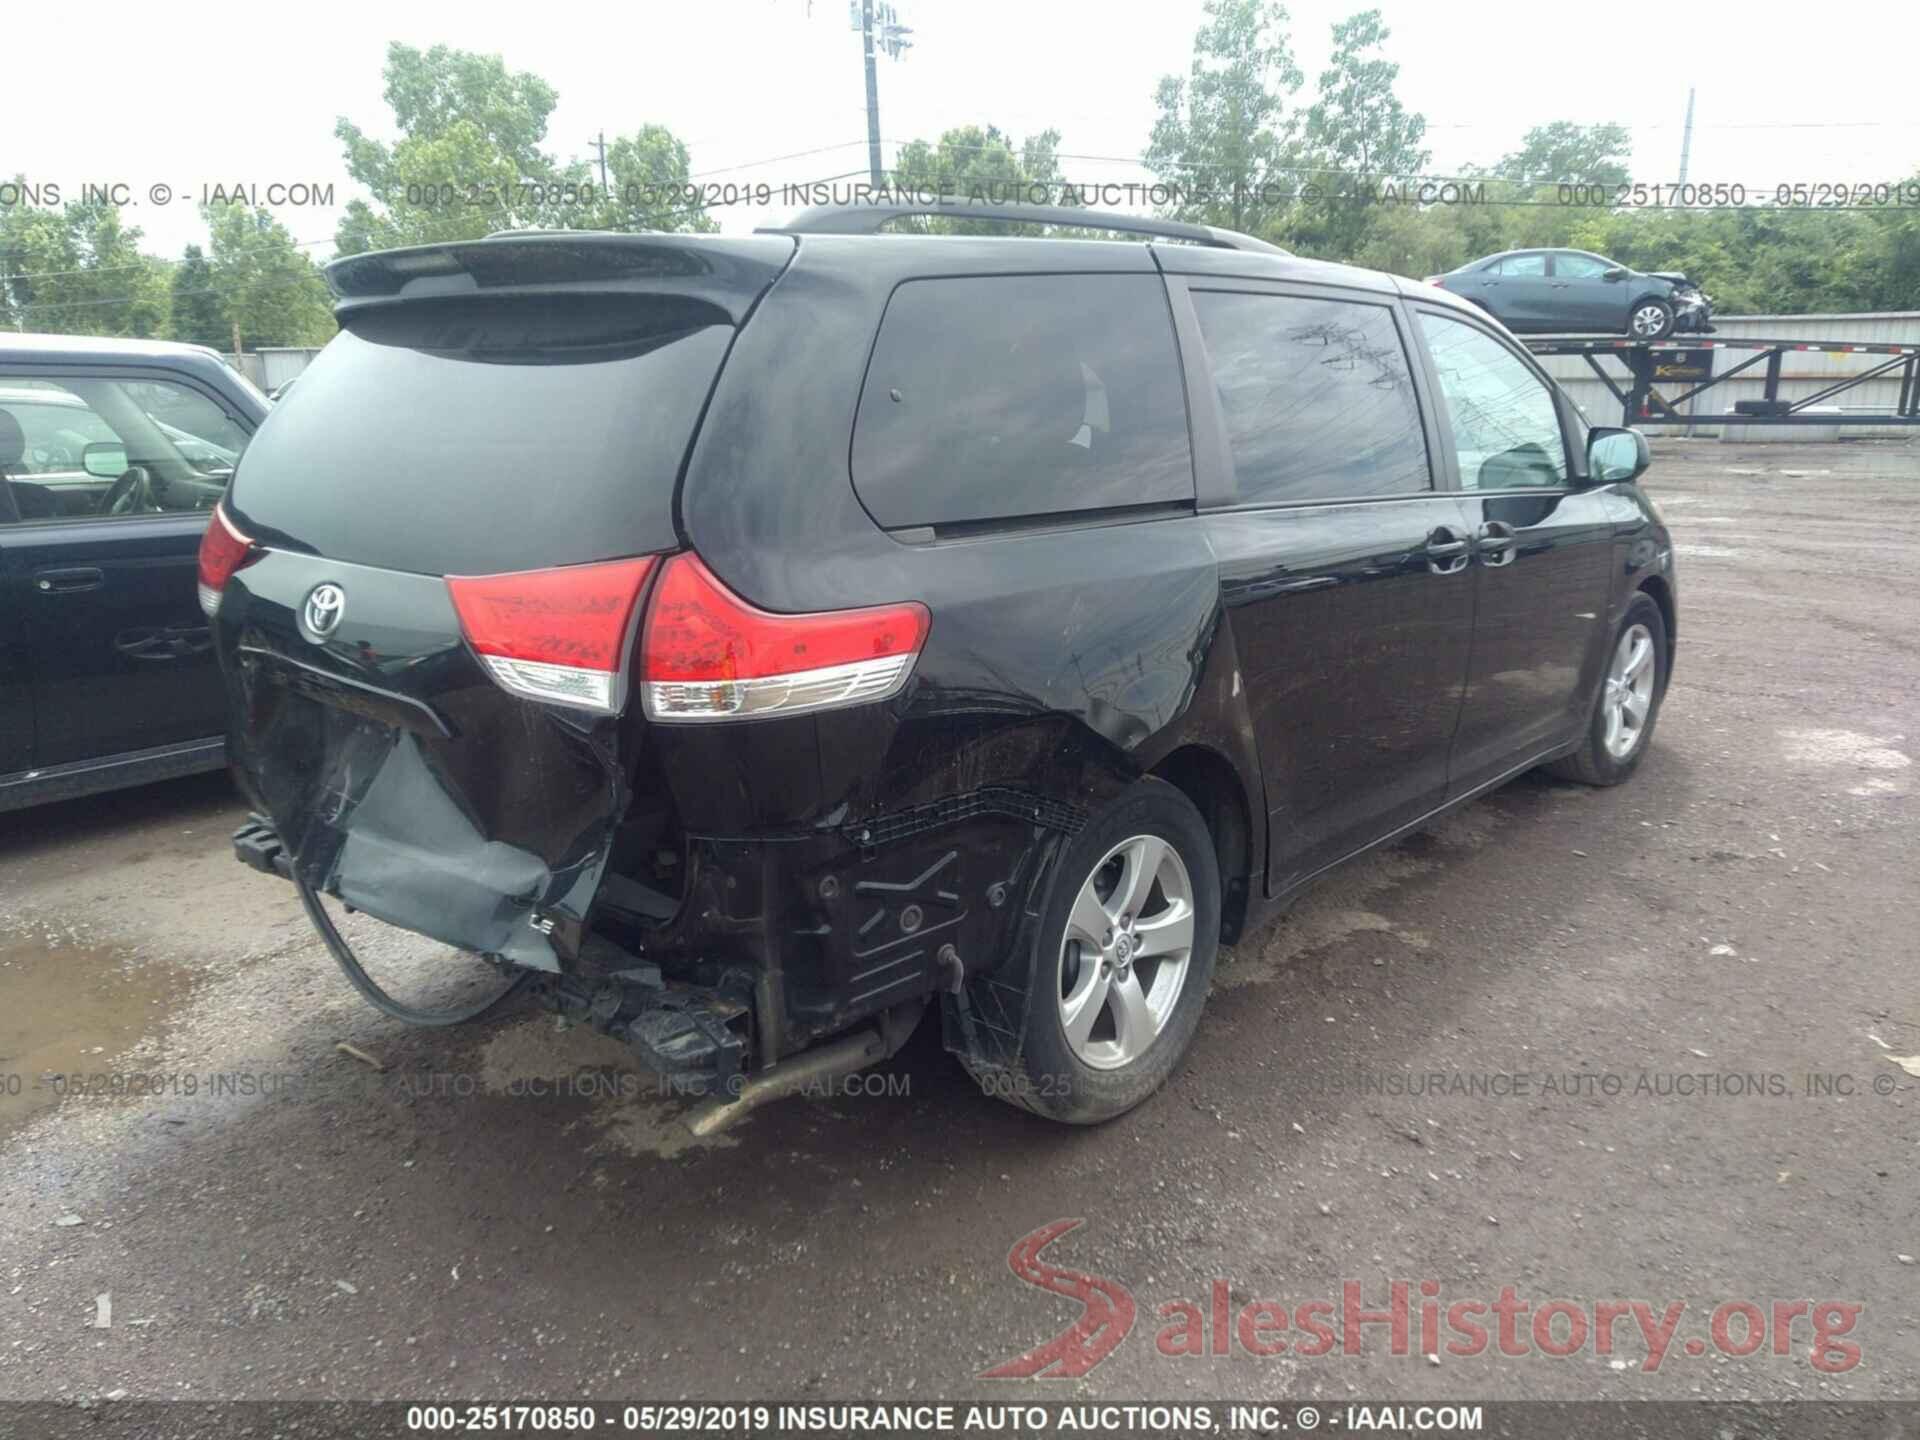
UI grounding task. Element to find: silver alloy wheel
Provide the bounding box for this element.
[1602,621,1657,760]
[1057,833,1196,1070]
[1631,304,1668,338]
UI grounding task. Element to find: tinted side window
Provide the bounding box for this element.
[1552,253,1610,279]
[1417,312,1569,490]
[851,274,1193,529]
[1191,291,1431,506]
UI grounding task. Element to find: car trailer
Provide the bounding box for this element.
[1524,335,1920,428]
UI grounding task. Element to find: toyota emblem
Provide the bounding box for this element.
[302,583,346,642]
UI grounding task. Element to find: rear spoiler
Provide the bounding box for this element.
[324,232,797,325]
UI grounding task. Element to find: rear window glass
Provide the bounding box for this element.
[229,294,731,575]
[1192,290,1430,506]
[851,274,1193,529]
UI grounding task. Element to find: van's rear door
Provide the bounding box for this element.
[215,234,793,970]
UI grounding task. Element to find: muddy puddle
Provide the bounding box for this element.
[0,931,194,1140]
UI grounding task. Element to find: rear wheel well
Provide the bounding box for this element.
[1150,746,1254,943]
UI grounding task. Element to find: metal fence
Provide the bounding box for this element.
[223,347,324,393]
[224,315,1918,440]
[1536,312,1920,442]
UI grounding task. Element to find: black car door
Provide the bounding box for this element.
[0,366,253,770]
[0,517,31,780]
[1549,251,1628,333]
[1482,253,1556,331]
[1170,277,1478,891]
[1407,306,1615,793]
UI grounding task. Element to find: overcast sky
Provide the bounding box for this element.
[9,0,1920,261]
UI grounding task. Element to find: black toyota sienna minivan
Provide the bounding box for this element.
[211,202,1676,1128]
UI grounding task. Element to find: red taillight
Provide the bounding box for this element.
[197,505,259,616]
[640,554,929,722]
[446,556,656,713]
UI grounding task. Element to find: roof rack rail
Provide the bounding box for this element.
[764,200,1287,255]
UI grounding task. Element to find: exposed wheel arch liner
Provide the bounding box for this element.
[1151,744,1255,943]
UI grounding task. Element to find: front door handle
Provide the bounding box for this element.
[1477,522,1518,567]
[1424,527,1471,575]
[34,566,105,594]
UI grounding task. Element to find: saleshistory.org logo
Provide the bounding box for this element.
[980,1220,1864,1378]
[979,1220,1137,1379]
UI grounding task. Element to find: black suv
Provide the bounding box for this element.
[213,203,1676,1127]
[1,334,268,811]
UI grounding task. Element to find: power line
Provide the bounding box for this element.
[5,146,869,291]
[0,230,337,286]
[10,170,872,318]
[686,138,872,179]
[991,103,1920,133]
[13,122,1901,291]
[7,115,1912,312]
[880,137,1917,192]
[1,140,883,289]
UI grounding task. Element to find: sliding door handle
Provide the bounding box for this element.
[34,567,105,594]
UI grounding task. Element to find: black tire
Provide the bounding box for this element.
[1629,298,1675,341]
[1548,592,1668,786]
[967,777,1220,1124]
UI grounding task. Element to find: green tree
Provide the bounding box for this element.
[1496,122,1633,188]
[1144,0,1304,236]
[1289,8,1429,261]
[0,188,169,337]
[1880,182,1920,310]
[333,43,716,253]
[204,203,334,350]
[334,43,565,252]
[887,124,1066,233]
[168,244,228,348]
[1351,198,1477,279]
[572,125,718,234]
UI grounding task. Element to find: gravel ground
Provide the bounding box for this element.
[0,439,1915,1407]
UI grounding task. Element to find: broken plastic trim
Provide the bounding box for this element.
[295,873,527,1027]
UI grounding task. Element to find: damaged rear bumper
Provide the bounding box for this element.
[234,784,1073,1090]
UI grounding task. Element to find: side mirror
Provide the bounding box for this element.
[1602,266,1628,281]
[81,441,129,479]
[1587,427,1650,484]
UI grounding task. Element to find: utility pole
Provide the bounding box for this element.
[847,1,911,190]
[861,0,882,188]
[1677,88,1696,186]
[589,130,610,195]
